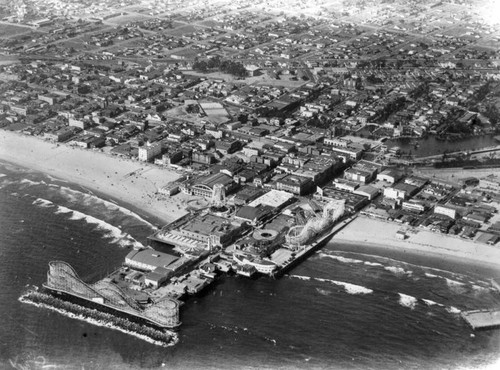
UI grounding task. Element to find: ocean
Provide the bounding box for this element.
[1,161,500,370]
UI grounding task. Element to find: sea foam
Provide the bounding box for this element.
[384,266,413,276]
[364,261,384,267]
[317,253,364,264]
[421,299,444,307]
[315,278,373,295]
[33,198,54,208]
[398,293,418,309]
[57,185,158,230]
[57,205,144,249]
[444,278,466,287]
[288,274,312,281]
[33,198,144,249]
[446,306,461,314]
[288,274,373,295]
[19,178,46,186]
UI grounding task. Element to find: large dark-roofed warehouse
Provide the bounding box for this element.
[125,249,179,272]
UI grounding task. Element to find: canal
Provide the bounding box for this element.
[386,135,499,158]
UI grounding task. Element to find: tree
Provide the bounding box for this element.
[237,113,248,123]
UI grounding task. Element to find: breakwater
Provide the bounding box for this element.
[19,288,178,347]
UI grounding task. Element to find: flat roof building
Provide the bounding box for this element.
[276,174,314,195]
[248,189,295,209]
[125,250,179,272]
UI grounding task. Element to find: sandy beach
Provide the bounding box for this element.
[333,215,500,271]
[0,130,189,225]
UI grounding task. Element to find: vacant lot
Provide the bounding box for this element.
[104,13,152,26]
[0,23,33,39]
[165,24,198,36]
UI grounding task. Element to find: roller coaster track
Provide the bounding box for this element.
[44,261,181,328]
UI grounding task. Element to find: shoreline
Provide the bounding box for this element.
[0,130,189,227]
[331,216,500,276]
[3,129,500,277]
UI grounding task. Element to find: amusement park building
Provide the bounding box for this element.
[125,249,179,272]
[172,214,248,247]
[181,172,237,197]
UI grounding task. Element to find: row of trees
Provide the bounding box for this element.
[192,56,247,78]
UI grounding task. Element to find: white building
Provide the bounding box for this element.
[434,205,457,219]
[377,169,402,184]
[138,142,163,162]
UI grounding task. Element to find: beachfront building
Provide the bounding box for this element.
[125,249,179,272]
[169,213,248,247]
[44,127,80,142]
[234,205,273,226]
[402,200,426,214]
[181,172,237,198]
[434,205,457,219]
[479,175,500,193]
[138,142,163,162]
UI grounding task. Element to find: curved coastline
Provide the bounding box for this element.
[331,216,500,276]
[0,130,187,227]
[3,130,500,276]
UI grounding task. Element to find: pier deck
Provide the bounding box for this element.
[461,310,500,330]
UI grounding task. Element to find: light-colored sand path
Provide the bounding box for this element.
[0,130,188,225]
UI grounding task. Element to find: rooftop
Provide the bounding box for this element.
[125,249,179,270]
[248,189,295,209]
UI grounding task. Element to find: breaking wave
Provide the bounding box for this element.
[327,250,490,289]
[315,288,332,296]
[33,198,144,249]
[446,306,462,314]
[288,274,311,281]
[422,299,442,307]
[288,275,462,315]
[319,279,374,295]
[57,185,158,230]
[384,266,413,276]
[364,261,384,267]
[288,274,373,295]
[319,251,410,271]
[445,278,466,287]
[317,252,364,264]
[19,178,47,186]
[425,273,439,278]
[398,293,418,309]
[33,198,53,208]
[15,176,157,231]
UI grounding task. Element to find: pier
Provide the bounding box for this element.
[461,310,500,330]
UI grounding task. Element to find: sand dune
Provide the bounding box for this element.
[0,131,188,225]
